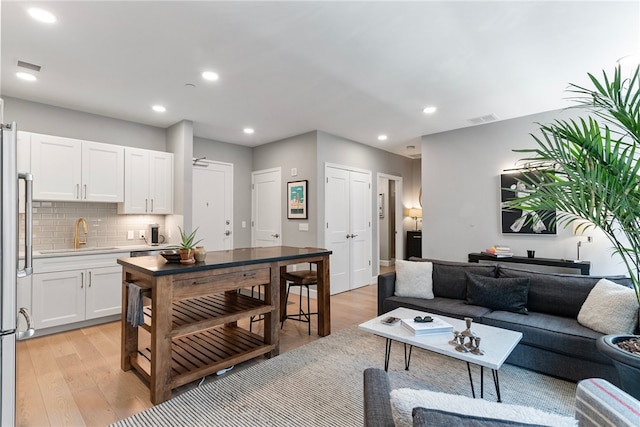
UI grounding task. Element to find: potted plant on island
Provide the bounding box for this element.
[175,226,202,264]
[503,65,640,398]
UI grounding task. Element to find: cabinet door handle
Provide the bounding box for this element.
[84,184,87,199]
[76,183,80,199]
[151,199,154,212]
[145,199,148,213]
[81,272,84,288]
[88,271,92,287]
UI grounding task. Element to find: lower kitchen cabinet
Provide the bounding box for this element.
[32,253,126,330]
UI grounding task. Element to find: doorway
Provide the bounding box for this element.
[377,174,403,276]
[325,163,372,295]
[252,168,282,247]
[192,159,233,250]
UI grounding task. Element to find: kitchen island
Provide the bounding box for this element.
[117,246,331,404]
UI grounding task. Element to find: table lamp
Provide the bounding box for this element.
[409,208,422,230]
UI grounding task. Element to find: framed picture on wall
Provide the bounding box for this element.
[500,172,556,234]
[287,180,308,219]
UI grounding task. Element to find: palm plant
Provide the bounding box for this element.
[504,65,640,305]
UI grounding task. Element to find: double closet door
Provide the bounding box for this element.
[325,165,372,294]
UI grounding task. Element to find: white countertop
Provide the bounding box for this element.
[29,244,171,259]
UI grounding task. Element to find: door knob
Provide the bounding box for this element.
[272,233,280,238]
[225,230,232,236]
[346,234,351,239]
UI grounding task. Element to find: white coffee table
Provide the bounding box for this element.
[358,307,523,401]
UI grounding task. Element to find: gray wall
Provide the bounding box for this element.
[3,96,166,150]
[422,109,627,276]
[253,131,318,248]
[194,136,253,248]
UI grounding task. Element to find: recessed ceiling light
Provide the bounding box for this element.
[16,72,37,81]
[243,128,255,134]
[202,71,219,81]
[378,135,388,141]
[423,106,437,114]
[28,8,56,23]
[152,105,166,113]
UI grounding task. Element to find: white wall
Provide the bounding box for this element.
[422,109,627,276]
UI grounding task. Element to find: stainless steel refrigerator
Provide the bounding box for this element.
[1,121,35,426]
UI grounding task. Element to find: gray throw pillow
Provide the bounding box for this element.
[466,272,530,314]
[412,407,550,427]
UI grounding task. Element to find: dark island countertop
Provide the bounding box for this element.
[117,246,332,276]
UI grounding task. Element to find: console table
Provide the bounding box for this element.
[468,253,590,275]
[118,246,331,404]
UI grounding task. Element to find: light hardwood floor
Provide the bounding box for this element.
[16,283,380,426]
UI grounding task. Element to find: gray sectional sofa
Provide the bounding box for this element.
[378,258,638,384]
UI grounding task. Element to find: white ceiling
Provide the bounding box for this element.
[2,1,638,158]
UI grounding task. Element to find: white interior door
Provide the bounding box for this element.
[326,167,350,294]
[325,165,372,294]
[349,170,371,289]
[192,160,233,251]
[252,168,281,247]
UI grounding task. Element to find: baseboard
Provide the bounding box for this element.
[379,260,392,267]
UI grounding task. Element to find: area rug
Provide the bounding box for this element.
[112,326,577,426]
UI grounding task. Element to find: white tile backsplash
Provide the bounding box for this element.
[20,201,166,250]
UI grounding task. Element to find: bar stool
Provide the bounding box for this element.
[280,266,317,335]
[249,285,264,332]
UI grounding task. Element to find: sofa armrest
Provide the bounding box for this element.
[364,368,395,427]
[378,272,397,315]
[575,378,640,427]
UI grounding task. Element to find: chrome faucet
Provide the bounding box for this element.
[74,218,88,249]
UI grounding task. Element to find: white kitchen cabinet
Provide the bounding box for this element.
[119,147,173,214]
[32,253,126,330]
[30,133,124,202]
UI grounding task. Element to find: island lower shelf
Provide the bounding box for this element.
[132,325,276,390]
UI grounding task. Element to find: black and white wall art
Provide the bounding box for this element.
[500,172,556,235]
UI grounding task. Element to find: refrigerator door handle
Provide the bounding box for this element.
[16,308,34,339]
[17,172,33,278]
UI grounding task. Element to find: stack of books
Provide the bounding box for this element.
[401,317,454,335]
[482,245,514,258]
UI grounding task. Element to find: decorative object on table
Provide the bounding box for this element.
[194,246,207,262]
[400,316,453,335]
[287,180,307,219]
[159,249,181,263]
[500,172,556,235]
[450,318,484,355]
[527,250,535,258]
[173,226,202,264]
[502,66,640,396]
[482,245,513,258]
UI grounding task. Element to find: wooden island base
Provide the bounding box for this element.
[118,246,331,404]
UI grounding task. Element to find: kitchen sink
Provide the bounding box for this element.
[38,246,120,254]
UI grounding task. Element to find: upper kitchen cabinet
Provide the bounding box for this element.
[119,147,173,214]
[30,133,124,202]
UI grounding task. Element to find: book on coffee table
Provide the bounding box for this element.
[401,317,454,335]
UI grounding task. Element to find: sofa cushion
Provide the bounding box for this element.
[577,278,638,334]
[383,296,492,320]
[394,260,434,299]
[479,310,610,364]
[389,388,577,427]
[410,258,497,300]
[466,272,530,314]
[496,266,631,318]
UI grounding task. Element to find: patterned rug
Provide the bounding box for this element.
[112,326,576,426]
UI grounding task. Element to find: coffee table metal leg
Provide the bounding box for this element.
[492,369,502,402]
[466,362,476,398]
[480,366,484,398]
[404,344,413,370]
[384,338,392,372]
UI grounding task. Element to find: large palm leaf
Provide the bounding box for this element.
[505,66,640,304]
